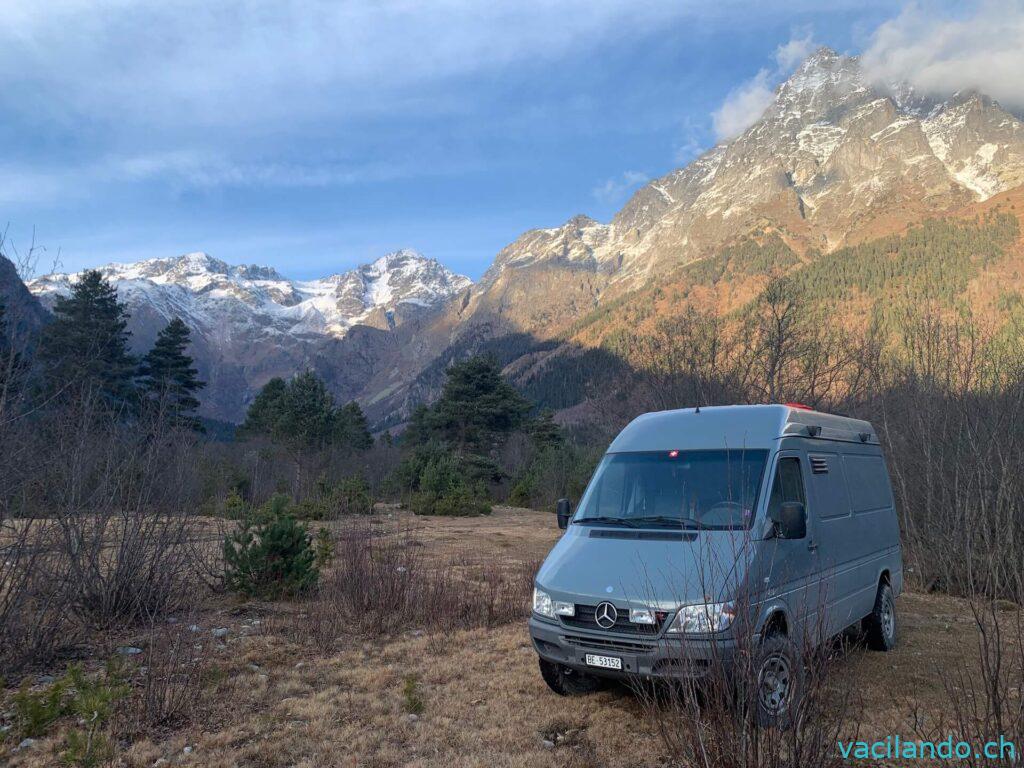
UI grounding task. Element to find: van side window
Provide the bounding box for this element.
[766,457,806,522]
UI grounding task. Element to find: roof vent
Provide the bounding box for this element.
[806,425,822,437]
[859,432,871,443]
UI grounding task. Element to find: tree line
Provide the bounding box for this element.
[4,269,207,429]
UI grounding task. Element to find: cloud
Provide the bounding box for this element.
[774,26,818,71]
[712,69,775,142]
[673,117,707,164]
[710,28,820,141]
[0,149,475,208]
[861,1,1024,111]
[110,151,446,189]
[592,171,650,204]
[0,1,697,131]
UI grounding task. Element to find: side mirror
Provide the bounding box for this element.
[770,501,806,540]
[556,498,572,530]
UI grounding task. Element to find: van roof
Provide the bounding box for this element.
[607,404,877,453]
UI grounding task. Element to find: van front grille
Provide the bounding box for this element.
[559,604,663,635]
[563,634,655,653]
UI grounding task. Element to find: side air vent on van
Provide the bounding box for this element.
[810,457,829,474]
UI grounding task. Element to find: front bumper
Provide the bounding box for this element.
[529,615,739,681]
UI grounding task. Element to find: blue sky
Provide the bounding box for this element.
[0,1,1012,280]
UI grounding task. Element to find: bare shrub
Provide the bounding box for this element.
[301,521,535,647]
[0,252,79,674]
[116,617,212,737]
[0,515,76,677]
[913,599,1024,766]
[1,381,208,661]
[876,309,1024,602]
[638,593,856,768]
[39,400,204,629]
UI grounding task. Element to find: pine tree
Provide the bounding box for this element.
[39,270,136,411]
[239,377,288,438]
[427,355,530,451]
[276,370,336,448]
[239,372,374,451]
[137,317,205,429]
[528,409,564,449]
[333,401,373,450]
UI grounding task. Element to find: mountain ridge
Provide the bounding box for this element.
[24,47,1024,426]
[28,249,470,420]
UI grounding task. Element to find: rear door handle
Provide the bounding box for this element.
[807,541,818,552]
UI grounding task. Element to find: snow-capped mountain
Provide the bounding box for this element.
[340,47,1024,424]
[29,249,470,339]
[454,47,1024,336]
[28,250,470,420]
[23,48,1024,427]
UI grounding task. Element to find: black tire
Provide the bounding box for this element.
[538,658,605,696]
[863,582,897,651]
[753,634,804,729]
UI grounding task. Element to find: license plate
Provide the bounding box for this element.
[584,653,622,670]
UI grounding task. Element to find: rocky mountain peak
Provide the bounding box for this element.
[365,248,428,273]
[31,248,471,338]
[767,48,868,131]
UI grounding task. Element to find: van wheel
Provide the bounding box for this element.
[538,658,605,696]
[753,635,803,729]
[863,583,897,651]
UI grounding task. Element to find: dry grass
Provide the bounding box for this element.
[2,505,1019,767]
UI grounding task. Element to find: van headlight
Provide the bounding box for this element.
[532,588,575,619]
[666,601,736,634]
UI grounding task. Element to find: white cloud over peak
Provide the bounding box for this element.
[711,28,820,141]
[862,1,1024,111]
[774,27,818,71]
[712,69,775,142]
[592,171,650,204]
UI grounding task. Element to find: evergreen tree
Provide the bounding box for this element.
[425,355,530,451]
[402,404,433,446]
[39,270,136,411]
[239,371,375,451]
[275,370,336,448]
[223,509,318,598]
[239,377,288,438]
[333,401,373,450]
[137,317,205,429]
[528,409,564,449]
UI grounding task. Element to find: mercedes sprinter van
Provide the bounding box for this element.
[529,404,902,725]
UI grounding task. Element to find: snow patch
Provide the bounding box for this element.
[797,123,847,163]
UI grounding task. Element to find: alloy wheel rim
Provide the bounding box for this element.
[757,653,792,714]
[881,597,895,640]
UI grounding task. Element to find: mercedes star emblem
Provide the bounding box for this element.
[594,601,618,629]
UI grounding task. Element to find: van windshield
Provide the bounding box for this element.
[573,449,768,530]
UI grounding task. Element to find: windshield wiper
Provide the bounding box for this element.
[572,516,641,527]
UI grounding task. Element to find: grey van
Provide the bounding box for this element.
[529,404,902,725]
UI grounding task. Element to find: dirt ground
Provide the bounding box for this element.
[3,505,1010,767]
